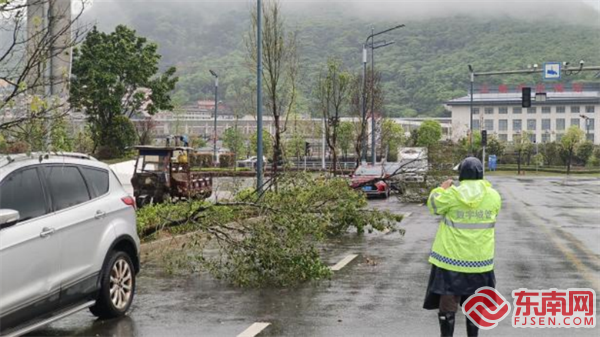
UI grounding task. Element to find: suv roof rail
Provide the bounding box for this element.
[0,152,97,169]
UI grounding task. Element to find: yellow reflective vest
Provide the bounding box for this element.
[426,180,502,273]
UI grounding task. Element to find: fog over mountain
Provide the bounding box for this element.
[85,0,599,28]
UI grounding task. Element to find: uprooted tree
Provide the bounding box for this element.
[137,173,404,287]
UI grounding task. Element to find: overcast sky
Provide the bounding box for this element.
[84,0,599,26]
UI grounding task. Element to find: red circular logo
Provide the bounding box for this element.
[463,287,512,330]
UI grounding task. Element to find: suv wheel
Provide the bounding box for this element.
[90,251,136,318]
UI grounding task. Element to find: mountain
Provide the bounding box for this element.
[83,1,600,118]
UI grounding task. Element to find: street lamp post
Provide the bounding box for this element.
[362,24,404,165]
[256,0,264,191]
[468,64,474,151]
[210,70,219,166]
[580,114,590,140]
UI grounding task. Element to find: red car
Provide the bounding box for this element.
[350,164,390,198]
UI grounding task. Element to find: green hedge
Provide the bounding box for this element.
[495,164,600,174]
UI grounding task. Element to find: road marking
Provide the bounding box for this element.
[330,254,358,271]
[237,322,271,337]
[402,212,413,218]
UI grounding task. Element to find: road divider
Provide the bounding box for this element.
[330,254,359,271]
[237,322,271,337]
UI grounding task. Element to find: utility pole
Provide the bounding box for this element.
[468,65,474,150]
[322,119,326,170]
[210,70,218,166]
[361,45,367,163]
[256,0,264,192]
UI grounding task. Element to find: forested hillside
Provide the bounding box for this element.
[85,2,600,117]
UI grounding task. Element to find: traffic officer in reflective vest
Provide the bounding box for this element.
[423,157,502,337]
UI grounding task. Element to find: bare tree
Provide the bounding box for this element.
[349,68,383,167]
[247,0,298,180]
[134,117,156,145]
[315,58,351,175]
[0,0,89,149]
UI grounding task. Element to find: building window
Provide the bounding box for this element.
[513,107,522,114]
[542,119,551,131]
[542,133,551,143]
[587,134,595,142]
[527,107,537,114]
[571,106,580,113]
[556,134,563,142]
[473,120,480,130]
[473,108,480,115]
[585,106,595,113]
[541,107,551,114]
[556,118,565,131]
[499,107,508,114]
[556,106,566,113]
[484,119,494,131]
[513,119,522,131]
[513,133,523,142]
[529,134,537,143]
[498,134,508,142]
[527,119,537,131]
[588,118,595,131]
[499,119,508,131]
[571,118,580,127]
[485,107,494,115]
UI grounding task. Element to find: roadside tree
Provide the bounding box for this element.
[576,141,594,166]
[513,131,532,175]
[223,127,246,164]
[315,58,352,175]
[70,25,178,158]
[247,0,298,177]
[379,119,404,161]
[561,126,585,174]
[337,121,355,162]
[0,0,87,145]
[417,119,442,155]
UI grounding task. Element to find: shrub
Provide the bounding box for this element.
[190,153,213,168]
[219,153,235,168]
[7,141,30,154]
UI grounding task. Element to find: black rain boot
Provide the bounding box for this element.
[466,317,479,337]
[438,312,455,337]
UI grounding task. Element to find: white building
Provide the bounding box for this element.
[446,83,600,145]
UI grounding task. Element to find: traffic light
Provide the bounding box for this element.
[481,130,488,146]
[522,87,531,108]
[305,142,311,156]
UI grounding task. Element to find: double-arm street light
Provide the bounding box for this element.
[362,24,404,164]
[209,69,219,166]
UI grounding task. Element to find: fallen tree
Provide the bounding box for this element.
[137,173,404,287]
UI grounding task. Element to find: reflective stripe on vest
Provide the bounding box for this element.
[443,217,495,229]
[430,251,494,268]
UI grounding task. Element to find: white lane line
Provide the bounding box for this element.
[237,322,271,337]
[330,254,358,271]
[402,212,413,218]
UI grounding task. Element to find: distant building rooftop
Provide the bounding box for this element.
[446,83,600,106]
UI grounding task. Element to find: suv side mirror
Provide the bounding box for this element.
[0,209,20,228]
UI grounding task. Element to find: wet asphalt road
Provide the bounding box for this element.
[28,176,600,337]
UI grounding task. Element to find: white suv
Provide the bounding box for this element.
[0,153,140,336]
